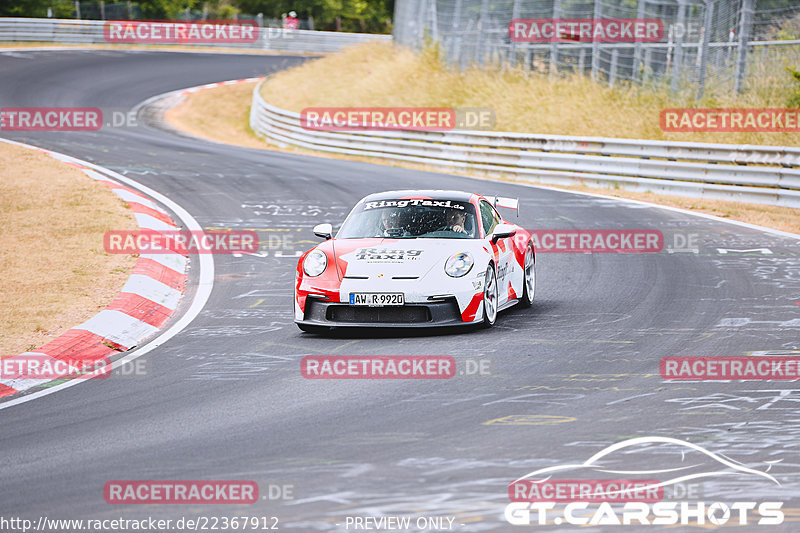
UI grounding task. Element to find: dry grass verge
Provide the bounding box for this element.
[261,42,800,146]
[162,45,799,236]
[166,81,265,149]
[0,143,137,356]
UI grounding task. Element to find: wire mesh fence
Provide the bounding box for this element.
[393,0,800,97]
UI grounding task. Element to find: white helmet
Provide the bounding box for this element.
[289,11,297,17]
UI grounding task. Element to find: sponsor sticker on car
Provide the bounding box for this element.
[355,248,422,262]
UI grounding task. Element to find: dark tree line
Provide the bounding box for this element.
[0,0,394,33]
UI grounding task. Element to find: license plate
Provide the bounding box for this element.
[349,292,405,306]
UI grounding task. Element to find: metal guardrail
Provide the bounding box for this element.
[0,18,390,53]
[250,81,800,208]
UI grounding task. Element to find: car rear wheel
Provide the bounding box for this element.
[481,265,498,328]
[520,243,535,308]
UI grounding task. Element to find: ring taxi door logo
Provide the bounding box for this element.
[505,436,784,527]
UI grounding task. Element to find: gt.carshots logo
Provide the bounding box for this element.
[103,20,258,44]
[505,437,784,526]
[104,481,258,504]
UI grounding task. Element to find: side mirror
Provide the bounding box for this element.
[313,223,332,240]
[490,223,517,243]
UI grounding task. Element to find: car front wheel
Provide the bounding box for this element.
[520,243,535,308]
[481,265,498,328]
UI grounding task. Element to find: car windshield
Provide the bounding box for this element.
[337,198,478,239]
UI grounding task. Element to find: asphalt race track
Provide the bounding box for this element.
[1,49,800,532]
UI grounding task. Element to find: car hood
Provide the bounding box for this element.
[325,238,483,279]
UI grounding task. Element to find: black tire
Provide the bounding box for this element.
[481,264,498,328]
[520,242,535,308]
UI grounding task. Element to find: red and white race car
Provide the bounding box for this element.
[294,190,535,331]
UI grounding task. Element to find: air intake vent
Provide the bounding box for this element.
[327,306,431,323]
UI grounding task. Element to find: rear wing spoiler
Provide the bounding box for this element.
[487,196,519,215]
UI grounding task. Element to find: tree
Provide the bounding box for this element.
[230,0,392,32]
[137,0,200,19]
[0,0,74,17]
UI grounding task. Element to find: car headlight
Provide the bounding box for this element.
[303,250,327,277]
[445,252,474,278]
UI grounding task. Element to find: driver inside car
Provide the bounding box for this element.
[380,208,408,237]
[439,207,468,234]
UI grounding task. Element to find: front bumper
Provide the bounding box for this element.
[297,297,473,328]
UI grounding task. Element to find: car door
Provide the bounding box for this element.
[479,199,512,304]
